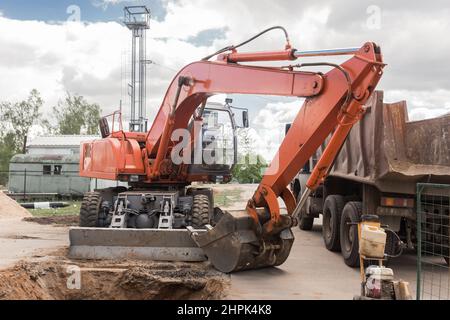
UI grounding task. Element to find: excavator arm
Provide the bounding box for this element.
[79,29,384,273]
[186,42,384,272]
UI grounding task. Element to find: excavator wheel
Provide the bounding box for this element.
[80,192,103,228]
[191,194,211,228]
[190,210,294,273]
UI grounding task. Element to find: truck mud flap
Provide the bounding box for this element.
[188,210,295,273]
[69,228,207,262]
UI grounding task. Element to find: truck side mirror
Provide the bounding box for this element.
[99,117,110,138]
[242,110,249,128]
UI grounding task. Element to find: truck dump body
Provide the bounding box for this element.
[329,91,450,194]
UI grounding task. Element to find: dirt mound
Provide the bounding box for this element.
[0,259,229,300]
[23,215,79,226]
[0,191,31,218]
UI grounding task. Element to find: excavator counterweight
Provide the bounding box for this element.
[70,27,385,273]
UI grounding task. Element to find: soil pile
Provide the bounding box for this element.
[0,192,31,218]
[0,258,229,300]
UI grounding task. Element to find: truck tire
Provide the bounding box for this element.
[80,192,103,227]
[322,195,345,251]
[340,201,362,267]
[298,206,314,231]
[297,192,314,231]
[191,194,210,228]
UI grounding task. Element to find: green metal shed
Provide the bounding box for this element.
[8,154,90,196]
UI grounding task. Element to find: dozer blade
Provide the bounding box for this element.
[69,227,207,262]
[189,210,295,273]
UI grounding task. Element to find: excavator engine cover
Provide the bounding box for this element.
[190,210,295,273]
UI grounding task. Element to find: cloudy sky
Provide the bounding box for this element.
[1,0,449,159]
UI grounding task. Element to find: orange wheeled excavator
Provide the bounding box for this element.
[70,27,385,273]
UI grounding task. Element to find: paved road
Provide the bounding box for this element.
[229,221,419,300]
[0,217,68,269]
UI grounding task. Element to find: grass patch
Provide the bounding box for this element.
[214,188,242,207]
[27,201,81,217]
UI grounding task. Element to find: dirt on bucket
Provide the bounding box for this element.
[0,257,230,300]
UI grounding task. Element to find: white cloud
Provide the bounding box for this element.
[247,100,301,160]
[384,89,450,120]
[92,0,135,11]
[0,15,208,126]
[1,0,450,159]
[0,17,127,115]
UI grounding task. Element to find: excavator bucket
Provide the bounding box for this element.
[188,210,295,273]
[68,227,208,262]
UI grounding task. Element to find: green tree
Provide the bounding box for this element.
[232,153,267,183]
[0,134,16,185]
[0,89,43,153]
[0,89,44,184]
[52,93,101,135]
[230,128,268,183]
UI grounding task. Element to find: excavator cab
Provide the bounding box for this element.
[187,99,248,183]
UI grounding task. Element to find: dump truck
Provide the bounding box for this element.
[69,26,385,273]
[290,90,450,267]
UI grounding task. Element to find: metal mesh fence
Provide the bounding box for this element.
[417,183,450,300]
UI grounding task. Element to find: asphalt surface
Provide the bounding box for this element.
[229,219,420,300]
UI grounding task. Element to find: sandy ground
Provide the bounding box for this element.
[0,217,68,269]
[0,259,228,300]
[0,184,424,300]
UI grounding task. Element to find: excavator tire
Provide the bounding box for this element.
[79,192,102,228]
[191,194,210,228]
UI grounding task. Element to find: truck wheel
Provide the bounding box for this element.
[340,201,362,267]
[191,194,210,228]
[80,192,103,227]
[296,191,314,231]
[322,195,345,251]
[298,206,314,231]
